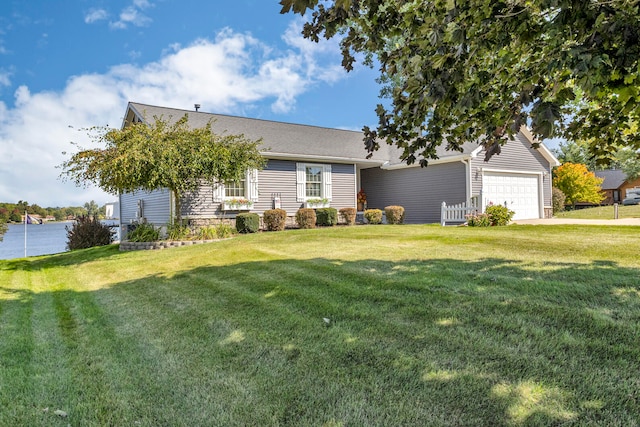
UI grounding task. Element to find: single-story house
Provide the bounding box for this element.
[594,169,640,205]
[118,102,559,234]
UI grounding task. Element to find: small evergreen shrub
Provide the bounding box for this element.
[384,205,405,224]
[236,213,260,234]
[552,187,566,213]
[66,216,115,250]
[339,207,357,225]
[364,209,383,224]
[126,222,160,242]
[263,209,287,231]
[295,208,316,229]
[485,204,515,226]
[316,207,338,226]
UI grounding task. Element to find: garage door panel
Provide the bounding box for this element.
[483,173,540,220]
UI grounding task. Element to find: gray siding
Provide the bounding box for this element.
[361,162,467,223]
[328,163,357,210]
[120,189,172,226]
[470,132,553,207]
[182,159,356,218]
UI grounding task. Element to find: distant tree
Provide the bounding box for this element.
[615,148,640,181]
[281,0,640,165]
[553,163,605,209]
[53,210,66,221]
[61,115,265,223]
[29,204,47,217]
[9,209,22,223]
[553,140,598,171]
[16,200,28,213]
[84,200,100,218]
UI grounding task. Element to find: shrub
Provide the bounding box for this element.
[263,209,287,231]
[339,207,357,225]
[465,212,492,227]
[552,187,566,213]
[364,209,383,224]
[384,205,405,224]
[196,225,217,240]
[215,223,236,239]
[236,213,260,234]
[316,207,338,226]
[166,223,191,241]
[126,222,160,242]
[197,223,236,239]
[295,208,316,229]
[66,216,115,250]
[485,204,515,226]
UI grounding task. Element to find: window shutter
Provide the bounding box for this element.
[296,163,305,202]
[212,182,225,202]
[323,164,332,200]
[247,169,259,201]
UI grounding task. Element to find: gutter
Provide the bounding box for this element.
[380,153,471,170]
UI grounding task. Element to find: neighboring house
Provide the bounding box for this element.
[118,102,559,234]
[104,201,120,219]
[594,169,640,205]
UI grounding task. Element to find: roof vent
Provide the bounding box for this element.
[194,104,201,112]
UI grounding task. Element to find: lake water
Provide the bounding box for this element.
[0,221,120,260]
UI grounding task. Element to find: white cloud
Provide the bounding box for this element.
[0,71,10,87]
[84,9,109,24]
[110,1,154,30]
[0,24,348,207]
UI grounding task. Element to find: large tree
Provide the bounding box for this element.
[61,115,265,222]
[553,162,605,208]
[281,0,640,165]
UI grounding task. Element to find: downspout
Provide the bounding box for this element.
[169,191,175,225]
[461,159,471,202]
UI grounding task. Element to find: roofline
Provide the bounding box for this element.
[519,126,561,167]
[381,153,470,170]
[125,101,366,135]
[264,151,384,166]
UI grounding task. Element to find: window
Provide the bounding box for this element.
[305,166,322,198]
[296,163,332,202]
[212,170,259,203]
[225,180,246,198]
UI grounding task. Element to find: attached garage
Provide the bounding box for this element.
[482,171,542,220]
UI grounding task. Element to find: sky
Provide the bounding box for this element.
[0,0,384,207]
[0,1,561,209]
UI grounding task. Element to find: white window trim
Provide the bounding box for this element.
[213,169,259,209]
[296,163,332,203]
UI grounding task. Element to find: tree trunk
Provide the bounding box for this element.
[173,190,182,225]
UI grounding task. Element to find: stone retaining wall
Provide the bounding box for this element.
[119,239,219,251]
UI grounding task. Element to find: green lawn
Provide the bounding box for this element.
[555,203,640,219]
[1,225,639,426]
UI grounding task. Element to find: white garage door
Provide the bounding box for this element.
[483,173,541,220]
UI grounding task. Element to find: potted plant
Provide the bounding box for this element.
[357,189,367,211]
[223,198,254,211]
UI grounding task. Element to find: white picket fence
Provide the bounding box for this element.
[441,197,481,226]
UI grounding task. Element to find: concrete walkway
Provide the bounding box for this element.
[513,218,640,226]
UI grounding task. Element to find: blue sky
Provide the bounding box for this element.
[0,0,383,207]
